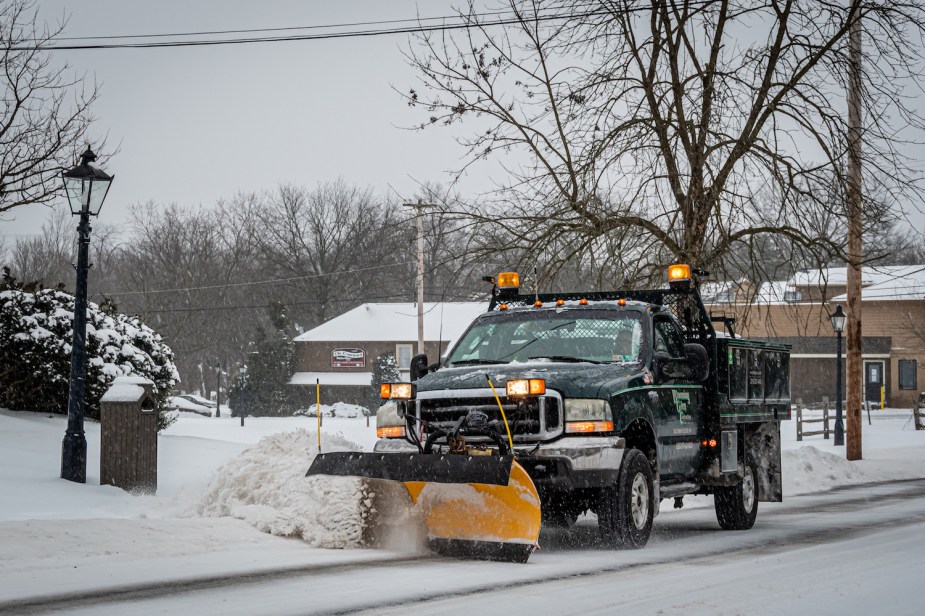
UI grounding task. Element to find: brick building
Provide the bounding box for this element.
[706,265,924,407]
[289,302,485,406]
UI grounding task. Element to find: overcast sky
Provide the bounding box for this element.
[2,1,923,242]
[2,0,495,239]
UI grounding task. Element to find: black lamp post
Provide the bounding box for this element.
[60,147,114,483]
[830,304,847,447]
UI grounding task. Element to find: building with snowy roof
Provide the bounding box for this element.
[704,265,925,407]
[289,302,486,407]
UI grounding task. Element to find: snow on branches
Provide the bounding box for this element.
[0,279,179,428]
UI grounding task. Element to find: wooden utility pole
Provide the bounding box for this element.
[845,2,863,461]
[403,200,434,356]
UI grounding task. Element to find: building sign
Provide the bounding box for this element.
[331,348,365,368]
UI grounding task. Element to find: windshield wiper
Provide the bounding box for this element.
[450,359,509,366]
[528,355,603,364]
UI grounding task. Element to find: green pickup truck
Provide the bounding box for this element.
[375,265,791,548]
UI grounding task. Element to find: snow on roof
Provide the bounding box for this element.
[752,280,793,304]
[746,265,925,304]
[290,371,373,386]
[791,265,922,289]
[293,302,486,343]
[831,265,925,301]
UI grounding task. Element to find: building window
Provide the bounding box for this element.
[714,290,735,304]
[899,359,917,390]
[396,344,414,371]
[783,290,802,302]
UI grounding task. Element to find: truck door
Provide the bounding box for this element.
[652,316,703,479]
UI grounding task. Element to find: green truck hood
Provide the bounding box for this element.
[416,362,642,400]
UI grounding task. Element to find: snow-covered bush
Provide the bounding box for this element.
[0,276,179,429]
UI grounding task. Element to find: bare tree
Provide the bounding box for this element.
[404,0,925,282]
[8,208,73,286]
[1,0,101,216]
[251,181,407,326]
[109,202,258,395]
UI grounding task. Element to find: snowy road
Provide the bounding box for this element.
[7,478,924,616]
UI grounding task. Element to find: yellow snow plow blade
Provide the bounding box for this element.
[306,453,541,562]
[403,460,541,562]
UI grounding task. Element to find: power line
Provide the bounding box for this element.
[103,260,415,297]
[140,291,489,315]
[14,8,613,51]
[47,9,520,42]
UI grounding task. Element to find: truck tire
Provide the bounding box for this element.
[597,449,653,548]
[714,461,758,530]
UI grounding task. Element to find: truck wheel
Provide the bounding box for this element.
[714,461,758,530]
[597,449,653,548]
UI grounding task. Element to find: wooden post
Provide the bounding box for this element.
[797,405,803,441]
[845,0,864,461]
[823,397,830,439]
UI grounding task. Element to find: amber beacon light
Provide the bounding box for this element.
[497,271,520,289]
[668,263,691,282]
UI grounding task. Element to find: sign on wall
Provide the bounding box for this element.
[331,348,365,368]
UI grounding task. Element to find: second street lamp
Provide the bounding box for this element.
[60,147,114,483]
[830,304,847,447]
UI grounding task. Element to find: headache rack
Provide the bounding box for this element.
[487,285,717,350]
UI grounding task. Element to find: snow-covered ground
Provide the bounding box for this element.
[1,405,923,612]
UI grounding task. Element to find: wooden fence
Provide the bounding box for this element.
[796,399,831,441]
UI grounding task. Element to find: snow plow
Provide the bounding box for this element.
[306,390,543,563]
[308,264,791,563]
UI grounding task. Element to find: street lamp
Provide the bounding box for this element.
[830,304,847,447]
[60,147,114,483]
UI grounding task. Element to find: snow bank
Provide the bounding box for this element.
[783,443,924,496]
[196,429,375,548]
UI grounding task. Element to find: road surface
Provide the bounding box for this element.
[6,479,924,615]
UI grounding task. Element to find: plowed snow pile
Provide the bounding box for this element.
[783,444,924,496]
[197,429,373,548]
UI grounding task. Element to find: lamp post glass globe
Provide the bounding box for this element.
[62,147,114,216]
[60,147,113,484]
[830,304,847,333]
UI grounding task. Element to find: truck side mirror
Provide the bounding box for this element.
[684,343,710,382]
[652,352,689,382]
[410,354,429,381]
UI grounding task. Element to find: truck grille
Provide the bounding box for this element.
[415,388,563,442]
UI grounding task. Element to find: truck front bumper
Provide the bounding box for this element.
[517,436,626,491]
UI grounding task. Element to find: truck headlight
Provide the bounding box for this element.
[564,399,614,433]
[376,402,406,439]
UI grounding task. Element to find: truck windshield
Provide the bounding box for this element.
[446,310,646,366]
